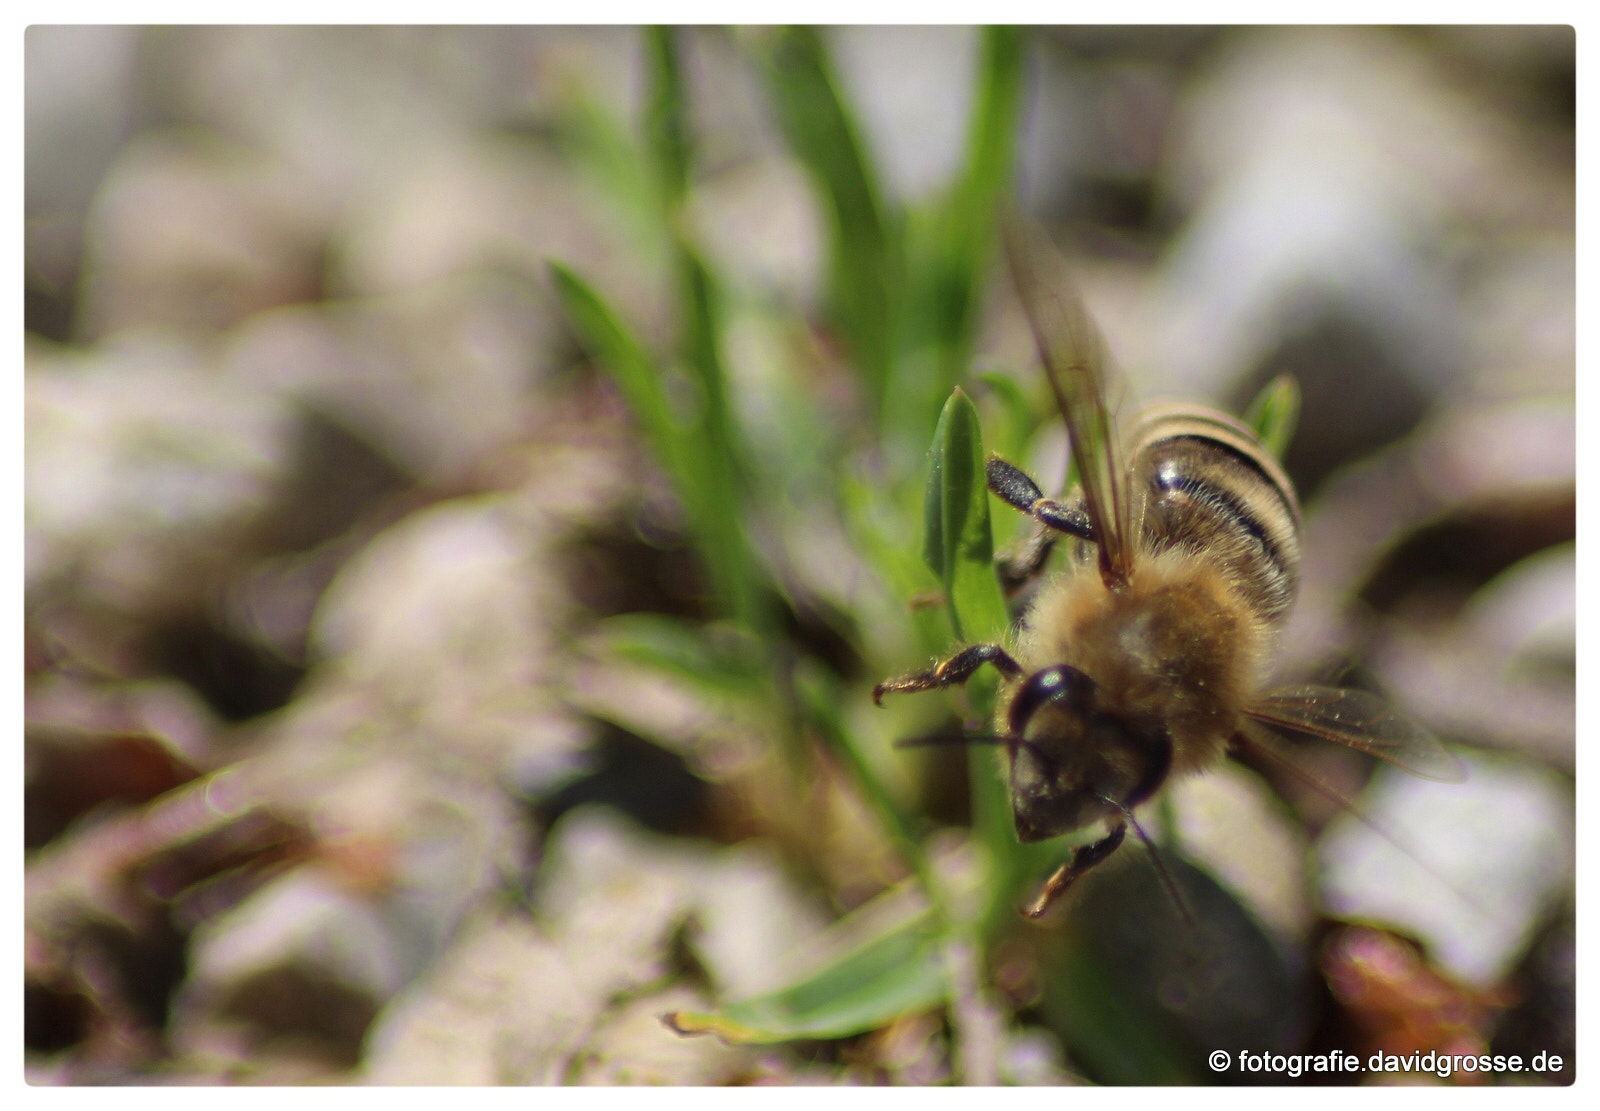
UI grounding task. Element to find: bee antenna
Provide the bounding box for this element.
[893,732,1049,764]
[1102,797,1197,929]
[891,732,1009,749]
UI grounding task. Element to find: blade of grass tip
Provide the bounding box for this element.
[550,257,754,635]
[891,27,1024,458]
[678,245,767,632]
[930,26,1025,382]
[548,262,684,488]
[644,26,690,207]
[922,389,1017,922]
[551,261,740,625]
[924,389,1009,656]
[550,92,667,260]
[644,28,768,636]
[1243,373,1301,461]
[756,27,897,420]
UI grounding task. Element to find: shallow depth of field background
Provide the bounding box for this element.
[24,26,1573,1085]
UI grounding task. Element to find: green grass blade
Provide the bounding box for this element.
[927,26,1026,377]
[922,388,1008,645]
[1243,373,1301,460]
[919,388,1016,924]
[756,27,897,416]
[549,93,667,263]
[591,613,768,698]
[641,28,767,632]
[889,29,1025,453]
[550,255,759,630]
[548,262,682,483]
[644,26,691,206]
[664,911,947,1044]
[673,242,765,629]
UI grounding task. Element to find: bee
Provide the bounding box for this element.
[874,217,1463,919]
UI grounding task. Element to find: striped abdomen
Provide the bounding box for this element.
[1129,407,1302,624]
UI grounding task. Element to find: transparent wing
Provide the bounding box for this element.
[1244,685,1465,782]
[1001,211,1135,589]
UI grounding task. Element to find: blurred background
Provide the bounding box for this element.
[24,26,1573,1085]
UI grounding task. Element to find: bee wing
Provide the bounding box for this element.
[1002,212,1136,588]
[1244,685,1466,782]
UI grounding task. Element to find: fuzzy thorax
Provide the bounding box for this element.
[1007,547,1272,784]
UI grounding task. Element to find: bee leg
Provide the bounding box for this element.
[1022,822,1127,919]
[986,455,1094,541]
[872,643,1022,706]
[996,526,1056,594]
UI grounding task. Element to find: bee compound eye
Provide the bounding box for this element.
[1008,664,1095,735]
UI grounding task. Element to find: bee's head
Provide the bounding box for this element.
[1005,664,1173,843]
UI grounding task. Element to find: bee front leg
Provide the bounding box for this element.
[872,643,1022,706]
[987,456,1094,541]
[1022,822,1127,919]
